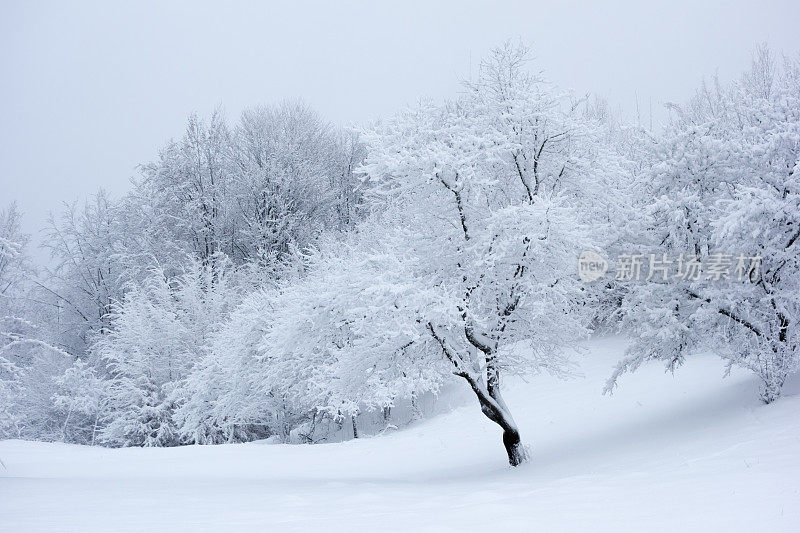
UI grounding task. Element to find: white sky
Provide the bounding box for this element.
[2,0,799,253]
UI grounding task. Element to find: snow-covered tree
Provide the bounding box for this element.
[53,359,110,445]
[0,345,20,436]
[96,257,236,446]
[0,202,32,304]
[40,191,128,355]
[179,221,466,445]
[2,99,367,446]
[135,110,234,271]
[130,103,365,281]
[354,43,624,464]
[228,102,355,266]
[202,44,625,464]
[609,47,800,403]
[0,205,25,432]
[1,203,74,439]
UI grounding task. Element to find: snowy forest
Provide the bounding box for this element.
[2,42,798,471]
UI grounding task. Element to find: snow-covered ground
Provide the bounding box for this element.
[2,336,798,532]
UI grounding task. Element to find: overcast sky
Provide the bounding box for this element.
[2,0,799,254]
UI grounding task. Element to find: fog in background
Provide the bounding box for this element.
[2,0,799,259]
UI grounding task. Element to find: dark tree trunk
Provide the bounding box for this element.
[427,322,530,466]
[473,387,529,466]
[502,424,527,466]
[485,359,529,466]
[462,368,529,466]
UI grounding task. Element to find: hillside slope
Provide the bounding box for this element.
[2,337,798,532]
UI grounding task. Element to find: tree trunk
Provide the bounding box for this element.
[426,322,529,466]
[468,378,529,466]
[760,343,790,404]
[486,362,529,466]
[502,425,527,466]
[760,366,787,404]
[476,391,529,466]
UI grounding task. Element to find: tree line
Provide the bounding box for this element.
[1,44,797,465]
